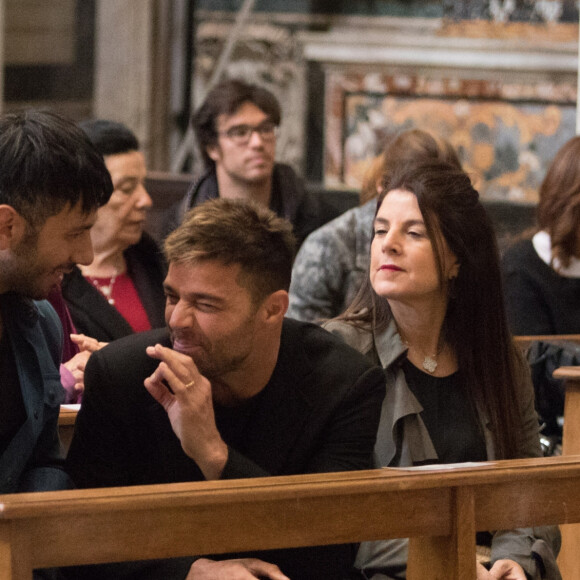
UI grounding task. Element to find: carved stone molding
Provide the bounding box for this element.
[299,25,577,74]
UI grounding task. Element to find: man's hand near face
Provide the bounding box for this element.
[144,343,228,480]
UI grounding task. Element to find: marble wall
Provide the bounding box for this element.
[193,6,578,199]
[443,0,577,22]
[331,74,576,201]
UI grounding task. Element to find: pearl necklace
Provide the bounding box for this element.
[89,272,118,305]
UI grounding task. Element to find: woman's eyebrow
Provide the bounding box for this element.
[374,217,425,227]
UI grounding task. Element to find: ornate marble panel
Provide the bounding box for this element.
[338,89,576,201]
[315,21,578,201]
[197,1,578,23]
[443,0,578,22]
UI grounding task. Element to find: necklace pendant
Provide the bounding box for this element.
[423,356,438,373]
[89,274,117,306]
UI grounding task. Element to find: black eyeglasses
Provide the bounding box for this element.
[219,120,278,145]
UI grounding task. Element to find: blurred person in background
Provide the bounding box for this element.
[503,135,580,335]
[166,78,331,247]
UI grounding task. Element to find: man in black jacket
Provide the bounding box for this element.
[66,198,385,580]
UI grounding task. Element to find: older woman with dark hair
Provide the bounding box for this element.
[61,120,166,343]
[326,160,560,579]
[503,136,580,335]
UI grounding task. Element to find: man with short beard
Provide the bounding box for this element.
[0,110,112,495]
[66,198,385,580]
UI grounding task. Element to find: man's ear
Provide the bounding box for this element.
[206,144,221,163]
[0,205,25,250]
[261,290,289,324]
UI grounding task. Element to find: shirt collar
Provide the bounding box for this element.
[533,230,580,277]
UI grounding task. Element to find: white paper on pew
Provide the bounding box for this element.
[61,404,81,411]
[388,461,494,471]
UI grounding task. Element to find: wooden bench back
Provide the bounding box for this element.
[48,337,580,578]
[143,170,192,243]
[2,456,580,579]
[514,334,580,350]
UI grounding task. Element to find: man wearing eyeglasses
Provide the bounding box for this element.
[172,79,323,247]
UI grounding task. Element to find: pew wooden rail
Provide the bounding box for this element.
[551,366,580,579]
[513,334,580,350]
[2,456,580,580]
[57,407,78,453]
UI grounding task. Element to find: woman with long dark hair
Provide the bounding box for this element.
[288,128,462,322]
[326,159,560,579]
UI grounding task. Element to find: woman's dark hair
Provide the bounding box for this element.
[537,135,580,269]
[192,78,281,169]
[340,159,522,459]
[78,119,140,157]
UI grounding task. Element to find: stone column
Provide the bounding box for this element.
[94,0,162,165]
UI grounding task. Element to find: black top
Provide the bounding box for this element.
[65,319,386,580]
[402,359,487,465]
[502,238,580,335]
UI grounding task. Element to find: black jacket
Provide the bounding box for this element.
[61,233,167,342]
[65,318,386,580]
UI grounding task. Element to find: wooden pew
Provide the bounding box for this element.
[513,334,580,351]
[551,366,580,579]
[58,406,78,454]
[1,456,580,580]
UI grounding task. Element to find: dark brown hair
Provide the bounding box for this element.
[359,128,462,205]
[78,119,140,156]
[164,198,295,304]
[537,135,580,269]
[192,79,281,170]
[0,110,112,227]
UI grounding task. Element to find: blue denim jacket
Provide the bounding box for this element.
[0,294,72,493]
